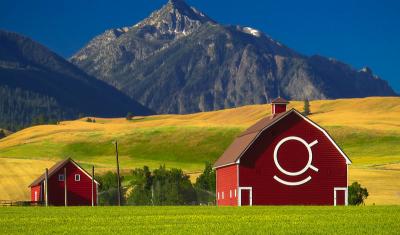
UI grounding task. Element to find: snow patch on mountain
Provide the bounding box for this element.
[243,27,262,37]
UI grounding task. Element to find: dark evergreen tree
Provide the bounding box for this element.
[303,98,311,116]
[0,130,6,139]
[126,112,134,120]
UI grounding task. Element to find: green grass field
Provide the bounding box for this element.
[0,206,399,234]
[0,97,399,203]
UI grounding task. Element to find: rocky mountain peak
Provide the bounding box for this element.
[134,0,214,37]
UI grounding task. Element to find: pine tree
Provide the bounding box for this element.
[303,98,311,116]
[126,112,134,120]
[0,130,5,139]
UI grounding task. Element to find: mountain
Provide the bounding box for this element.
[0,30,153,131]
[71,0,397,114]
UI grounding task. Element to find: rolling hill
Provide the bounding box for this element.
[0,97,399,204]
[0,30,153,131]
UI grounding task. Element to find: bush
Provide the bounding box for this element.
[126,112,134,120]
[348,182,369,205]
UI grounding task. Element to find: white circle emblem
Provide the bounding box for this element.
[273,136,319,177]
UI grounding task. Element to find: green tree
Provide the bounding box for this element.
[127,166,153,205]
[128,166,197,205]
[194,162,216,204]
[0,130,5,139]
[96,171,125,205]
[303,98,311,116]
[126,112,134,120]
[348,182,369,205]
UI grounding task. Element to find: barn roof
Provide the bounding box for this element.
[29,158,100,187]
[213,109,351,169]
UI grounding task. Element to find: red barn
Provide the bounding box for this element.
[29,158,99,206]
[214,98,351,206]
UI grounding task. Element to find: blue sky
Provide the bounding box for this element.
[1,0,399,92]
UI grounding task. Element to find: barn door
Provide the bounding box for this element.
[239,187,252,206]
[334,187,348,206]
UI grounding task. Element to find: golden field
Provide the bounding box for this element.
[0,97,399,204]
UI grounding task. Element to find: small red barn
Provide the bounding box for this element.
[214,98,351,206]
[29,158,99,206]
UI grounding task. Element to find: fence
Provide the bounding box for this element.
[0,200,43,207]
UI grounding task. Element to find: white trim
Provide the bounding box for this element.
[273,175,312,186]
[69,160,100,185]
[292,110,352,164]
[230,190,232,198]
[233,109,352,166]
[273,136,319,176]
[237,164,239,205]
[222,192,224,199]
[34,191,38,201]
[58,174,65,181]
[334,187,348,206]
[74,174,81,182]
[213,162,236,170]
[217,192,220,200]
[234,189,237,198]
[238,187,252,206]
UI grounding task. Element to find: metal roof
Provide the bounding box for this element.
[28,158,99,187]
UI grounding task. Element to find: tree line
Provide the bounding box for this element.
[96,163,215,206]
[0,86,75,131]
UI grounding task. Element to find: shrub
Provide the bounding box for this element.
[348,182,369,205]
[126,112,134,120]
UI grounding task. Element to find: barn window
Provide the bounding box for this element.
[230,190,232,198]
[75,174,81,181]
[222,192,224,199]
[58,174,64,181]
[235,189,237,197]
[217,192,220,200]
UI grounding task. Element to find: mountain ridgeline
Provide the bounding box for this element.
[0,30,153,131]
[71,0,397,114]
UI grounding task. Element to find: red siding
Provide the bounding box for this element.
[31,185,41,202]
[238,112,347,205]
[216,164,238,206]
[46,162,97,206]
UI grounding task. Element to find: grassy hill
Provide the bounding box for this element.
[0,97,399,204]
